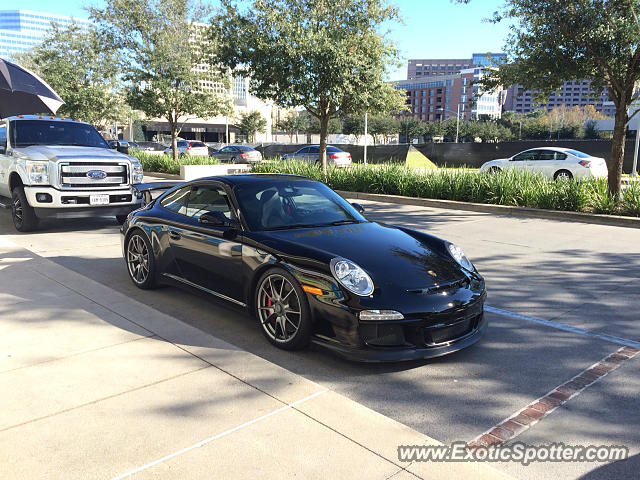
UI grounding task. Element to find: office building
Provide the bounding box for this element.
[394,68,504,122]
[407,53,507,79]
[0,9,90,59]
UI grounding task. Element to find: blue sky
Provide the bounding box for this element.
[20,0,511,80]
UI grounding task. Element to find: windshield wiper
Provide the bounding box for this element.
[266,223,316,231]
[327,219,363,226]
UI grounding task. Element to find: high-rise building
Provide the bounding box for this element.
[407,53,507,79]
[0,9,91,59]
[394,68,504,122]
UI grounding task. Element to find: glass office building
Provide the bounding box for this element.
[0,9,90,59]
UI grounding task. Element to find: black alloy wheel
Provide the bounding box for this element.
[11,187,38,232]
[126,232,157,289]
[255,268,312,350]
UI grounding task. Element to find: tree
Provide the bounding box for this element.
[91,0,231,161]
[342,115,366,142]
[238,110,267,142]
[400,116,425,143]
[276,112,308,142]
[466,0,640,196]
[307,117,343,135]
[14,22,125,127]
[214,0,405,175]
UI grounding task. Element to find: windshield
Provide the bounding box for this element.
[234,179,367,231]
[10,120,108,148]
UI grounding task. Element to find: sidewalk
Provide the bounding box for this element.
[0,236,512,480]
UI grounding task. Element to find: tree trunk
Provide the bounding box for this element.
[171,123,179,162]
[319,115,329,178]
[609,108,627,198]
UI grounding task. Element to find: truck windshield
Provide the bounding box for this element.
[9,120,108,148]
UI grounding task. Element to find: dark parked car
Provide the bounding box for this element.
[122,175,486,361]
[210,144,262,163]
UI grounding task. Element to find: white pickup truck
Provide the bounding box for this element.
[0,115,144,231]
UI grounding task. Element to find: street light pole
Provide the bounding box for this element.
[455,103,460,143]
[632,111,640,177]
[363,112,368,165]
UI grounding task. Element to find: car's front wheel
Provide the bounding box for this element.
[255,268,312,350]
[125,231,158,289]
[489,166,502,174]
[11,186,38,232]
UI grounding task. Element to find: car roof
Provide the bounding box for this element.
[4,114,91,125]
[522,147,577,153]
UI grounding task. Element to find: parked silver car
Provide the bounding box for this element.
[282,145,352,167]
[210,145,263,163]
[163,140,209,157]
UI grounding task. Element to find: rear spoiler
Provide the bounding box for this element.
[133,181,183,205]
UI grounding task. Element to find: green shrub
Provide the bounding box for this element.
[130,151,219,175]
[250,160,636,217]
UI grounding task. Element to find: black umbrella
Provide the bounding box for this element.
[0,58,64,118]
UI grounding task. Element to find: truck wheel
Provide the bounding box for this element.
[11,187,38,232]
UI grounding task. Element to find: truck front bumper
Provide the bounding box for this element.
[24,186,142,219]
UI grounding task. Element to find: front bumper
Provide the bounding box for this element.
[24,185,141,218]
[312,314,487,362]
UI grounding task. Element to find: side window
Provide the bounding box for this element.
[513,151,537,161]
[536,150,556,161]
[159,186,191,215]
[185,185,232,220]
[309,146,320,154]
[297,147,310,154]
[555,152,567,160]
[0,125,6,153]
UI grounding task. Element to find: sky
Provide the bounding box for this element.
[18,0,512,80]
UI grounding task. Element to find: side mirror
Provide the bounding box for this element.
[199,211,235,228]
[109,141,118,150]
[351,202,365,214]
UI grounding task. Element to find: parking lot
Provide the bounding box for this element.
[0,193,638,480]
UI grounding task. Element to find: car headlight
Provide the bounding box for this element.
[25,161,49,184]
[447,243,474,271]
[330,257,374,296]
[131,162,143,184]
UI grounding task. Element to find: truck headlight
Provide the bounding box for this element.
[26,161,49,184]
[131,162,143,184]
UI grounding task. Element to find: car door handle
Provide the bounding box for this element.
[169,230,181,240]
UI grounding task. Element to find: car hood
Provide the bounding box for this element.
[13,145,132,163]
[254,222,467,291]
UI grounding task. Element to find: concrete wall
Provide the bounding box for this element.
[256,140,638,173]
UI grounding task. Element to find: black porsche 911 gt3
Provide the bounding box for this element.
[121,174,486,362]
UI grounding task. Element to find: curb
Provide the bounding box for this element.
[143,170,182,180]
[336,190,640,229]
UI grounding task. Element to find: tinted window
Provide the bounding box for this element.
[309,146,320,154]
[555,152,567,160]
[10,120,108,148]
[237,146,254,152]
[296,147,310,154]
[177,141,188,147]
[536,150,556,161]
[190,141,206,147]
[326,146,342,153]
[566,149,591,158]
[184,185,232,220]
[513,151,538,161]
[234,179,366,231]
[159,186,191,215]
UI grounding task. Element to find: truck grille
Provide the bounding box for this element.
[59,162,128,188]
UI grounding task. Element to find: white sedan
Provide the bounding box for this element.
[479,147,608,180]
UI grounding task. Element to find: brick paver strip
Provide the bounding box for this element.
[467,346,639,449]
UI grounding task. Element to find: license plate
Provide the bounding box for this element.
[89,194,110,205]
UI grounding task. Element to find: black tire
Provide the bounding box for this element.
[489,166,502,174]
[11,186,38,232]
[230,156,237,164]
[115,214,129,225]
[254,268,312,350]
[125,230,158,289]
[554,169,573,181]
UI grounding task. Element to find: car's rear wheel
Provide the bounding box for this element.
[255,268,312,350]
[554,169,573,181]
[230,156,237,163]
[11,187,38,232]
[125,231,158,289]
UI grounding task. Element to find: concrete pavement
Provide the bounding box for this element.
[0,236,511,480]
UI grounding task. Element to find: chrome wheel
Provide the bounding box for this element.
[257,273,302,343]
[127,234,150,285]
[554,170,573,181]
